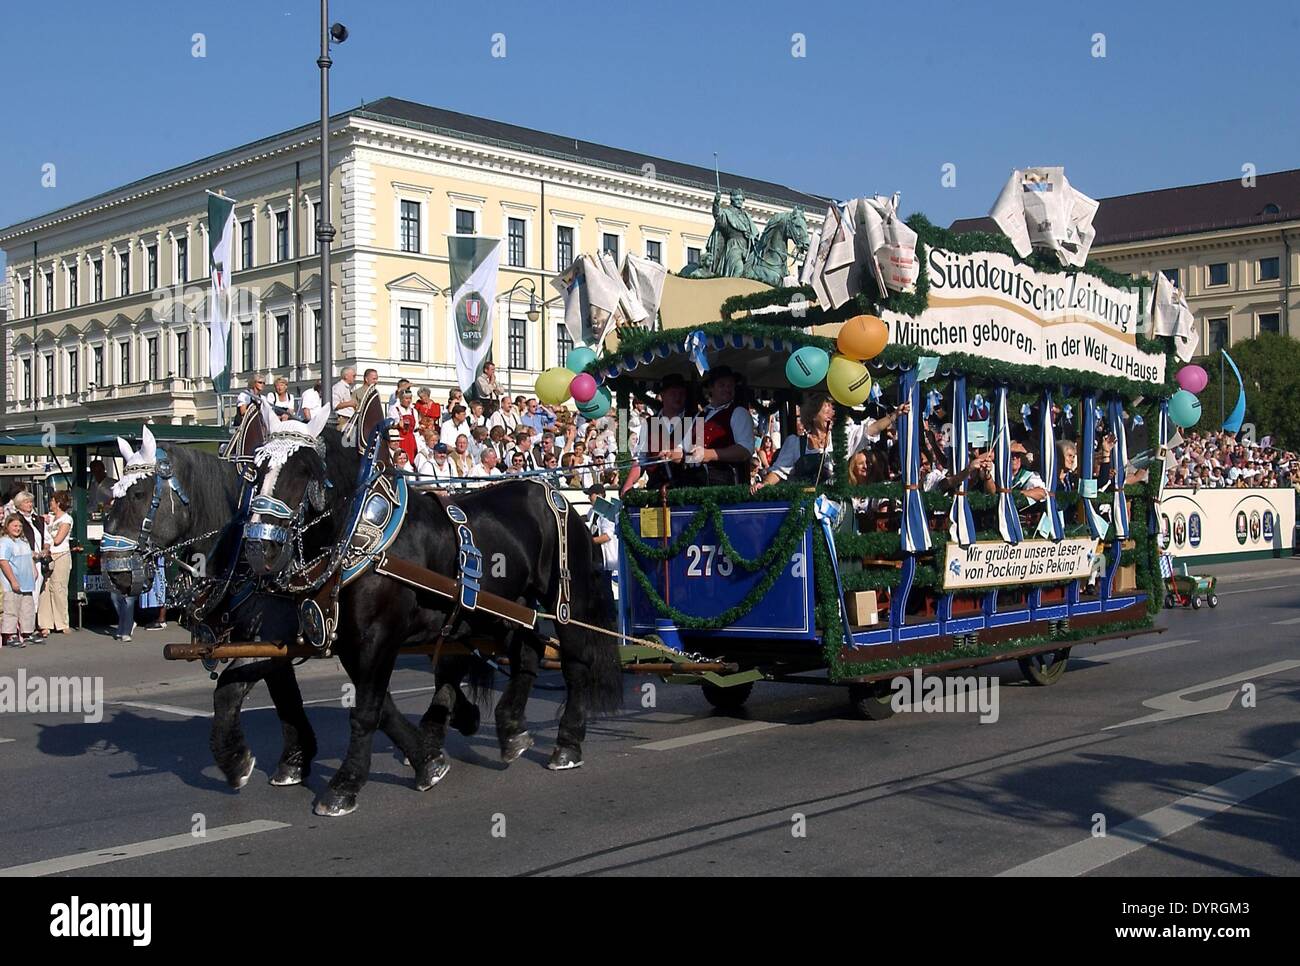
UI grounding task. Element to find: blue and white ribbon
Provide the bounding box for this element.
[993,385,1023,544]
[813,495,856,645]
[1038,389,1063,541]
[686,330,710,376]
[870,381,884,405]
[1020,403,1034,434]
[1109,397,1130,539]
[925,388,943,419]
[899,368,932,554]
[1079,391,1108,539]
[948,376,977,547]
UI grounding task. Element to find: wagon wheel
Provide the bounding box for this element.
[701,680,754,712]
[1165,593,1175,608]
[1208,594,1219,608]
[1192,596,1202,610]
[848,681,897,720]
[1018,647,1071,686]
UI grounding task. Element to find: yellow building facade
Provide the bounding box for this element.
[1,97,824,430]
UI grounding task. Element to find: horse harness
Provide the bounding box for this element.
[101,447,191,595]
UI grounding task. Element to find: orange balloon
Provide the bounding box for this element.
[837,314,889,361]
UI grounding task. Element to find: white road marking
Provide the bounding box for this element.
[0,738,13,745]
[636,720,785,751]
[110,701,213,719]
[1271,617,1300,626]
[1106,660,1300,730]
[1219,584,1292,596]
[0,820,290,877]
[245,684,439,713]
[1091,638,1197,661]
[999,750,1300,877]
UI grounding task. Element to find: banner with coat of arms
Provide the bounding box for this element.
[447,235,502,392]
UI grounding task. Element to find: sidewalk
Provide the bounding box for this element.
[1194,554,1300,584]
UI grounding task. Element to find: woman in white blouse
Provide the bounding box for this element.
[754,392,907,490]
[37,490,74,635]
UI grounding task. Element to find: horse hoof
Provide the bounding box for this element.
[226,751,257,789]
[547,746,584,771]
[452,703,481,737]
[269,761,309,787]
[500,731,534,763]
[312,790,358,817]
[415,753,451,791]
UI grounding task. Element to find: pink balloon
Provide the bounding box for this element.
[570,373,597,404]
[1176,365,1208,394]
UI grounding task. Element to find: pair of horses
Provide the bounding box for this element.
[103,396,621,816]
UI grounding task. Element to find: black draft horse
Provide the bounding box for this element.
[101,436,480,790]
[245,426,622,816]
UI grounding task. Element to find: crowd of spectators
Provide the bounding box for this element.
[1164,431,1297,491]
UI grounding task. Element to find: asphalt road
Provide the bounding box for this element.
[1,556,1297,877]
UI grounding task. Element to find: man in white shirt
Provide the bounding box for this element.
[415,442,452,483]
[689,366,754,485]
[474,362,504,410]
[585,485,619,597]
[299,382,324,421]
[440,404,471,445]
[332,367,358,428]
[236,375,266,418]
[471,449,503,482]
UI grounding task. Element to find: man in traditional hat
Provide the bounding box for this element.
[621,372,705,494]
[689,365,754,486]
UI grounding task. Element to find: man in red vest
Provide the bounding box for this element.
[689,365,755,486]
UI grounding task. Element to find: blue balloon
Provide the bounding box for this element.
[577,386,611,419]
[785,346,830,389]
[566,346,598,373]
[1168,389,1202,429]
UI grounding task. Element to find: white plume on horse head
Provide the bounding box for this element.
[260,396,278,438]
[117,436,136,463]
[140,425,158,463]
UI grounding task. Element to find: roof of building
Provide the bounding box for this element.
[0,96,828,242]
[949,168,1300,246]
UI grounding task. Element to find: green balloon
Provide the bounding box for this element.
[577,386,611,419]
[1168,389,1202,429]
[566,346,598,373]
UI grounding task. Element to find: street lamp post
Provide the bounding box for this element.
[317,4,346,407]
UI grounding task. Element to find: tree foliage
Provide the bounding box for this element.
[1192,333,1300,447]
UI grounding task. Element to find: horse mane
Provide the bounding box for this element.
[169,444,245,540]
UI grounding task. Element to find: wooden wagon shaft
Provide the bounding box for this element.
[163,636,556,662]
[374,553,539,629]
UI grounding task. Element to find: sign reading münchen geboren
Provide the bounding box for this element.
[882,248,1166,384]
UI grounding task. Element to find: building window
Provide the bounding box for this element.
[645,239,662,264]
[1161,268,1179,288]
[400,200,421,253]
[556,225,574,271]
[44,270,54,311]
[275,210,289,261]
[1259,256,1280,281]
[68,350,78,393]
[119,340,132,384]
[147,244,159,290]
[241,329,255,372]
[456,208,475,235]
[1206,262,1228,287]
[21,279,30,317]
[119,251,130,296]
[176,331,189,377]
[1259,312,1281,335]
[398,307,422,362]
[602,233,619,260]
[68,264,79,308]
[22,359,31,400]
[1208,317,1229,353]
[92,258,103,301]
[92,346,103,386]
[43,354,54,397]
[556,322,574,361]
[275,313,290,366]
[146,336,159,381]
[508,317,527,369]
[507,217,526,267]
[241,219,254,270]
[310,308,322,363]
[686,246,702,269]
[176,236,188,283]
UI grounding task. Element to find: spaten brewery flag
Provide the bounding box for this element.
[447,235,502,392]
[207,192,236,393]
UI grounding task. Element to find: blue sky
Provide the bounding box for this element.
[3,0,1299,276]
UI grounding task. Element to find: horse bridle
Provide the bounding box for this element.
[243,433,331,579]
[101,449,191,594]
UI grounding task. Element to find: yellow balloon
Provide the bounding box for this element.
[827,354,872,406]
[535,366,574,405]
[837,314,889,361]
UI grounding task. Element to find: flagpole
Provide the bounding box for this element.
[317,2,340,419]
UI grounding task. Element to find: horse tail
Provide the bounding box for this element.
[566,505,623,716]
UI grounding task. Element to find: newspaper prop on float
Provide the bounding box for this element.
[551,251,653,348]
[990,167,1099,268]
[1151,270,1200,363]
[806,195,920,309]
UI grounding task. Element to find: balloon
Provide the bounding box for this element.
[837,314,889,361]
[1168,389,1202,429]
[536,366,575,405]
[785,346,830,389]
[1176,364,1208,394]
[577,386,611,419]
[566,346,597,373]
[570,373,597,404]
[827,354,872,407]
